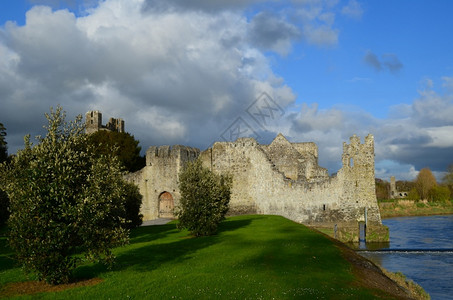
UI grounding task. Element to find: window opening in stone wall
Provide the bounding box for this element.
[323,204,326,211]
[349,158,354,167]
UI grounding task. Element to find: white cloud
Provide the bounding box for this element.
[442,76,453,92]
[1,0,301,154]
[341,0,363,19]
[283,78,453,178]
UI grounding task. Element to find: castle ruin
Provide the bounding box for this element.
[389,176,408,199]
[85,110,125,134]
[126,133,387,241]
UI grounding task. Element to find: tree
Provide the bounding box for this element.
[121,181,143,229]
[430,185,451,203]
[0,122,7,163]
[88,130,145,172]
[414,168,437,201]
[375,178,390,200]
[443,164,453,196]
[176,160,232,237]
[0,123,9,225]
[0,189,9,226]
[0,107,129,284]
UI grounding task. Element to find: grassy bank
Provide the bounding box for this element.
[1,215,423,299]
[379,199,453,218]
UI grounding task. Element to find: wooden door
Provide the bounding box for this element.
[158,192,174,218]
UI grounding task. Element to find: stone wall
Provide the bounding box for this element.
[125,145,199,220]
[126,133,383,232]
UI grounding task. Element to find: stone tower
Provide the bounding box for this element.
[85,111,125,134]
[390,176,396,199]
[85,110,102,134]
[339,134,381,225]
[106,117,125,133]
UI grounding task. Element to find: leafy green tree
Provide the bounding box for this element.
[176,160,231,237]
[0,122,7,163]
[375,178,390,200]
[415,168,437,201]
[430,185,451,203]
[396,180,416,192]
[0,122,9,225]
[88,130,145,172]
[443,164,453,197]
[406,188,420,200]
[121,181,143,229]
[0,106,129,284]
[0,189,9,226]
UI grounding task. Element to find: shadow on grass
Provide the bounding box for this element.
[217,218,253,233]
[129,223,179,244]
[74,218,252,279]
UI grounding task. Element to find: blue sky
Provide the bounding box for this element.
[1,0,452,181]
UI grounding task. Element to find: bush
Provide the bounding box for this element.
[176,160,232,237]
[121,182,143,229]
[0,107,129,284]
[429,185,451,203]
[0,189,9,226]
[406,188,420,200]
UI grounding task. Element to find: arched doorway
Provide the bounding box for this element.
[158,192,174,218]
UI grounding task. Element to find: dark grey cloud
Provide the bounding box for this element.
[363,51,381,71]
[248,12,301,55]
[382,54,403,73]
[363,50,403,74]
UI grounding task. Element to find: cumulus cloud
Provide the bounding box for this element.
[0,0,302,155]
[283,78,453,179]
[141,0,266,13]
[363,50,403,73]
[0,0,358,156]
[1,0,451,183]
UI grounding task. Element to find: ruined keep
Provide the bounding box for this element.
[85,110,125,134]
[389,176,408,199]
[126,133,387,242]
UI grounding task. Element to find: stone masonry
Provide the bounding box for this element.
[85,110,125,134]
[125,133,384,234]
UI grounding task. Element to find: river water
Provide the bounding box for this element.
[359,215,453,300]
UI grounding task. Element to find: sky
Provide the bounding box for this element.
[0,0,452,181]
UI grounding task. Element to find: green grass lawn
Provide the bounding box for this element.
[1,215,394,299]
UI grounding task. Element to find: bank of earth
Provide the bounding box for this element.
[1,215,425,299]
[378,199,453,218]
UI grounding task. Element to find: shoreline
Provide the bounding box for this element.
[378,199,453,218]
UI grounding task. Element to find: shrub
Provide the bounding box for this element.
[406,188,420,200]
[0,107,129,284]
[121,182,143,229]
[176,160,232,237]
[0,189,9,226]
[429,185,451,203]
